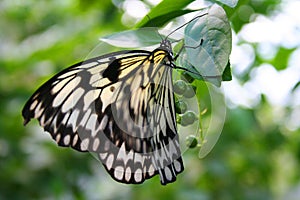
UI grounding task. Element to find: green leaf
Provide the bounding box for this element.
[270,47,296,71]
[184,4,232,86]
[137,9,197,28]
[136,0,195,28]
[100,27,161,48]
[222,60,232,81]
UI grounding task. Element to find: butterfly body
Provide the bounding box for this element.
[22,39,184,185]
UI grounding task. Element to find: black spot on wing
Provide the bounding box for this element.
[103,59,121,82]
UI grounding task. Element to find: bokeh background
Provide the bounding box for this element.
[1,0,300,199]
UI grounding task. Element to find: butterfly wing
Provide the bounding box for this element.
[22,49,183,185]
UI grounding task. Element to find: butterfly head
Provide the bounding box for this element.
[159,39,172,53]
[160,39,172,52]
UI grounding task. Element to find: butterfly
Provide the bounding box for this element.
[22,15,206,185]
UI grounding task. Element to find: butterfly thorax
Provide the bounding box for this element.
[148,39,174,69]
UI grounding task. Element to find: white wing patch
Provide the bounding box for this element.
[61,87,84,113]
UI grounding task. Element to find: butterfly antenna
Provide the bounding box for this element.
[165,13,208,40]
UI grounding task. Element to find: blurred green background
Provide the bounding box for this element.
[1,0,300,199]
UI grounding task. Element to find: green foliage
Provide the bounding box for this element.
[269,47,296,71]
[100,27,162,48]
[1,0,299,200]
[224,0,281,32]
[184,4,232,86]
[181,71,195,83]
[222,61,232,81]
[136,0,195,27]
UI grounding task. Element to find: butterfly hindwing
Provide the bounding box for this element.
[22,45,184,185]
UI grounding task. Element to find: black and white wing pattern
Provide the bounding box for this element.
[22,39,184,185]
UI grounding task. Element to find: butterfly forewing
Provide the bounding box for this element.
[22,44,184,185]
